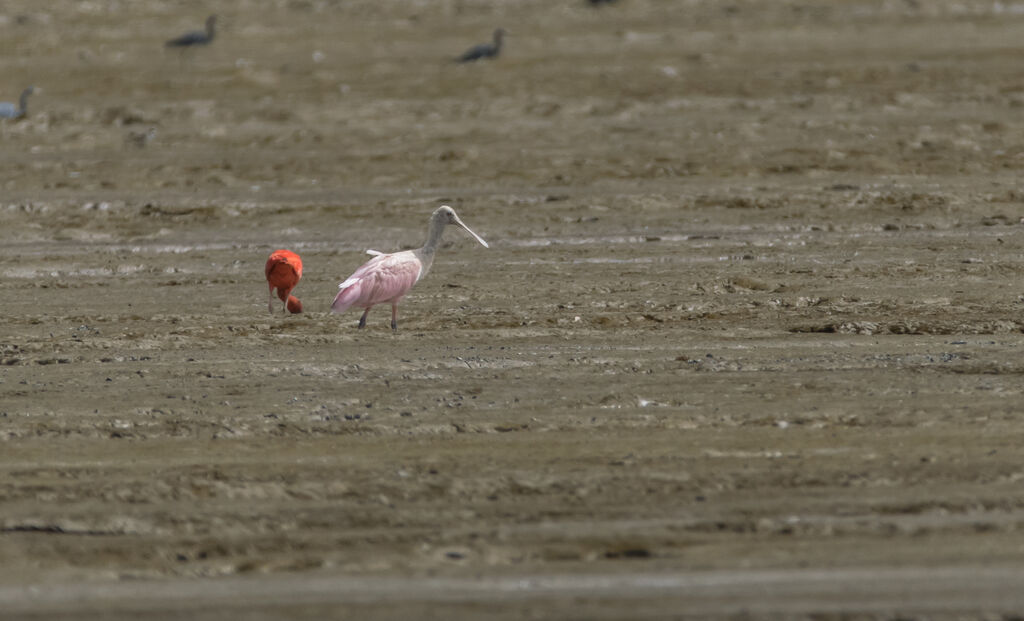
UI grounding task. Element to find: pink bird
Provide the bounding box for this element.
[331,205,489,330]
[265,249,303,314]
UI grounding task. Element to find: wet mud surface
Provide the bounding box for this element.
[3,1,1024,618]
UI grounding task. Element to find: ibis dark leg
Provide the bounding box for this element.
[358,308,369,329]
[391,305,398,331]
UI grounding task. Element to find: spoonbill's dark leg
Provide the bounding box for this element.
[391,305,398,331]
[358,309,369,329]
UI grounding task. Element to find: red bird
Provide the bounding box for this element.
[265,249,303,314]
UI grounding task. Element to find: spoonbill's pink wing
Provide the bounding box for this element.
[331,254,388,312]
[331,252,422,313]
[331,276,369,313]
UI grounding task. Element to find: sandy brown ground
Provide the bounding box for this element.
[4,0,1024,618]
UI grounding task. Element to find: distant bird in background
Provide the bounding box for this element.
[456,28,506,63]
[126,126,157,149]
[586,0,620,6]
[266,249,303,314]
[166,15,217,48]
[331,206,489,331]
[0,86,34,119]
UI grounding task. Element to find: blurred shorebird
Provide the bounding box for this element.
[0,86,34,119]
[126,126,157,148]
[166,15,217,48]
[456,28,506,63]
[330,206,489,330]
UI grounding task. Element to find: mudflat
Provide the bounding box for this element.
[3,1,1024,618]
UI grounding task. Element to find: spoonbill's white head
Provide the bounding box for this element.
[434,205,489,248]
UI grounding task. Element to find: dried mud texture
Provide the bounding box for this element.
[4,1,1024,619]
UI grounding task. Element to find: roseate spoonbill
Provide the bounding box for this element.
[166,15,217,48]
[331,205,488,330]
[456,29,506,63]
[266,249,303,314]
[0,86,34,119]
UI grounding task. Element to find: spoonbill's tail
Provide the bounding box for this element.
[331,277,365,314]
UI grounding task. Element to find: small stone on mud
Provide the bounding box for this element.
[731,276,770,291]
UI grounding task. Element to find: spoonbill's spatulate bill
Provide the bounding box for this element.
[456,28,506,62]
[331,205,489,331]
[266,249,303,314]
[166,15,217,47]
[0,86,34,119]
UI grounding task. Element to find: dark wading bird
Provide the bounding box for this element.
[126,127,157,149]
[0,86,34,119]
[456,28,506,63]
[166,15,217,48]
